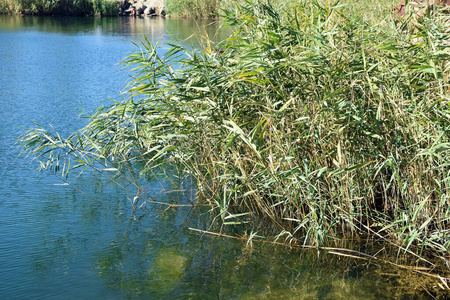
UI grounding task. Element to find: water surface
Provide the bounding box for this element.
[0,15,441,299]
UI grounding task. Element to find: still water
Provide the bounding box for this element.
[0,15,440,299]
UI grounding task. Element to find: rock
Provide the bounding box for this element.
[120,0,166,17]
[137,5,146,15]
[144,7,153,15]
[144,0,165,16]
[149,251,188,292]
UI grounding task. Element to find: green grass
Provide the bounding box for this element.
[20,0,450,275]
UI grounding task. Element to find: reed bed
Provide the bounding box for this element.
[20,0,450,269]
[0,0,120,16]
[165,0,220,18]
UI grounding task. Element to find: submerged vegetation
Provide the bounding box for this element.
[20,0,450,281]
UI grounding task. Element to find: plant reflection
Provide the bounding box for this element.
[0,15,227,43]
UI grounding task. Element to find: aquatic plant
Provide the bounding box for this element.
[20,0,450,274]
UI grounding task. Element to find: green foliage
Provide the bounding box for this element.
[20,0,450,264]
[91,0,119,16]
[165,0,221,18]
[0,0,119,15]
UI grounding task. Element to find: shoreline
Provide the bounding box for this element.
[0,0,167,17]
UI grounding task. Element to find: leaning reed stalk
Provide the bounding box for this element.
[20,0,450,268]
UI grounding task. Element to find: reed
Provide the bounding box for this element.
[165,0,220,18]
[20,0,450,268]
[0,0,120,16]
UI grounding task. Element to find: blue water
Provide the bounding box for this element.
[0,15,201,299]
[0,15,439,300]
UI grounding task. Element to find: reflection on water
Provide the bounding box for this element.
[0,15,225,43]
[0,15,446,299]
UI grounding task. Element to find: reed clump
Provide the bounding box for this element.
[165,0,251,18]
[0,0,120,16]
[165,0,220,18]
[20,0,450,266]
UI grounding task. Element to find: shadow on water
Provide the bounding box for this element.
[26,166,443,299]
[28,183,445,299]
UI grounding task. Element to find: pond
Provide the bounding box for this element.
[0,15,445,299]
